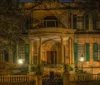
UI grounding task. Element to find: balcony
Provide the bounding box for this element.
[29,27,75,37]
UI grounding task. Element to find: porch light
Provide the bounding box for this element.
[79,55,84,72]
[17,58,24,65]
[79,56,84,62]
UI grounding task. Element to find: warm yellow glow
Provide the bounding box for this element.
[79,57,84,62]
[17,59,24,65]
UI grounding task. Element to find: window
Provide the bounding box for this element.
[93,43,100,61]
[43,16,58,27]
[47,51,57,64]
[78,44,85,61]
[77,16,84,30]
[18,45,25,59]
[96,15,100,29]
[59,0,73,2]
[74,43,90,62]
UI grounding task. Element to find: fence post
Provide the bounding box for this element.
[63,70,70,85]
[36,75,42,85]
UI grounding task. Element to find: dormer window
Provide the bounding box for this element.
[43,16,58,27]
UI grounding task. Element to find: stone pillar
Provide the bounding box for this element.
[63,71,70,85]
[9,49,13,63]
[61,36,64,64]
[71,13,73,28]
[90,43,93,63]
[36,76,42,85]
[89,15,93,31]
[29,40,32,65]
[69,38,74,64]
[38,37,42,65]
[64,45,66,64]
[16,44,19,60]
[71,38,74,64]
[69,38,72,64]
[29,40,32,73]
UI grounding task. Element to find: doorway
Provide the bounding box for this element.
[47,51,57,64]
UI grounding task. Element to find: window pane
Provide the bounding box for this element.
[78,44,85,61]
[77,16,83,30]
[96,21,100,29]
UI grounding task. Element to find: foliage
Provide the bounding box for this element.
[34,65,43,76]
[63,64,73,71]
[79,0,100,11]
[0,0,26,50]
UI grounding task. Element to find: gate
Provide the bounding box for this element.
[42,72,63,85]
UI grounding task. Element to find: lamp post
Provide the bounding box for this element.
[79,56,84,72]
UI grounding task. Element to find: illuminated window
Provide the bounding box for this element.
[59,0,73,2]
[74,43,90,62]
[43,16,58,27]
[78,44,85,61]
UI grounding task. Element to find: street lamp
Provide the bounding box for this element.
[79,55,85,72]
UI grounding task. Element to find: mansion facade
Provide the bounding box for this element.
[1,0,100,74]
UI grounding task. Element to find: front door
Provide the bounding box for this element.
[47,51,57,64]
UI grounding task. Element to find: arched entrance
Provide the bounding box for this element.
[42,40,61,65]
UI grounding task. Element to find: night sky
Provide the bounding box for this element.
[20,0,73,2]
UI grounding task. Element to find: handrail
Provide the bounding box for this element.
[70,74,100,81]
[0,75,34,82]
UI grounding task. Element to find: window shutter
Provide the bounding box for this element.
[84,14,89,30]
[93,43,98,61]
[85,43,90,61]
[74,43,78,62]
[25,44,30,64]
[73,15,77,29]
